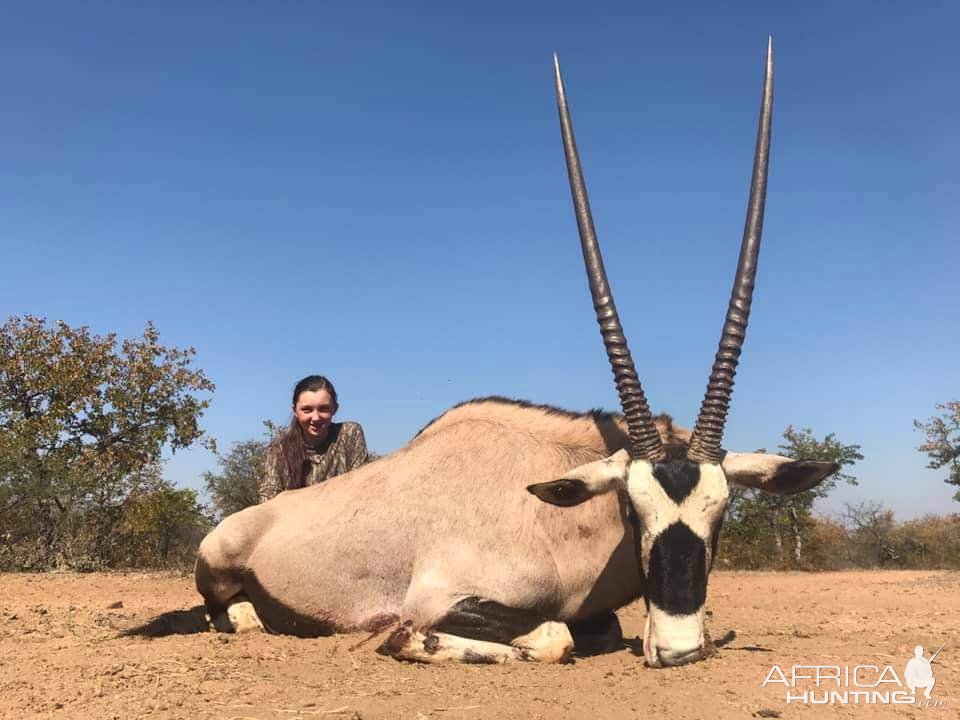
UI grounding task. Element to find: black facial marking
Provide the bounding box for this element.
[645,522,707,616]
[652,459,701,504]
[709,515,724,572]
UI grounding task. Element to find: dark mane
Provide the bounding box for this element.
[414,396,620,438]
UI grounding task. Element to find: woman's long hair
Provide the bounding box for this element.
[277,375,339,490]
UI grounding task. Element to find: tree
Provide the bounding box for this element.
[717,484,779,569]
[0,315,215,567]
[843,501,899,567]
[915,401,960,503]
[202,421,288,520]
[721,427,862,567]
[203,435,270,520]
[894,513,960,569]
[774,426,863,565]
[123,480,211,566]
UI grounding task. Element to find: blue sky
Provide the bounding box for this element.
[2,2,957,518]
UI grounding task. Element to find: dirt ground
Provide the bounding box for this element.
[1,570,956,719]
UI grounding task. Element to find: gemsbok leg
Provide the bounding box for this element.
[377,598,574,664]
[195,553,269,634]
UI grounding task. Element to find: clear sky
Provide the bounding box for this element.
[2,2,957,518]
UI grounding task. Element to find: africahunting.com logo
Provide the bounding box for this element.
[762,642,947,707]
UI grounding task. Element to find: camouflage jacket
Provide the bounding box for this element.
[257,421,369,503]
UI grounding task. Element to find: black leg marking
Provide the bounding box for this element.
[569,610,624,656]
[462,649,501,664]
[423,633,441,654]
[434,597,544,644]
[377,600,573,664]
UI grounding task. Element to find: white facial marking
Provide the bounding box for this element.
[625,461,729,575]
[627,460,729,666]
[644,606,705,666]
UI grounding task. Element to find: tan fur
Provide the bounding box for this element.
[511,621,574,663]
[196,399,686,653]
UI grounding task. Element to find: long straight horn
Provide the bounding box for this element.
[688,39,775,464]
[554,55,664,462]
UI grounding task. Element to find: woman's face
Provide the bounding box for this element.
[294,388,338,442]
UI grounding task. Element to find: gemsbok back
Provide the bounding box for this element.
[196,40,838,666]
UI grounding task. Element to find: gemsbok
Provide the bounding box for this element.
[196,40,838,666]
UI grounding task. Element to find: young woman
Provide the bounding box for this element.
[257,375,369,503]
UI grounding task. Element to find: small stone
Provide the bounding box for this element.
[755,710,781,718]
[107,601,124,609]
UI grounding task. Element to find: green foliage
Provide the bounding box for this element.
[716,426,960,571]
[718,426,862,568]
[123,481,211,566]
[843,501,899,567]
[840,502,960,570]
[915,401,960,502]
[778,426,863,498]
[801,516,851,570]
[716,484,779,569]
[893,513,960,568]
[203,435,270,521]
[202,421,289,521]
[0,316,215,569]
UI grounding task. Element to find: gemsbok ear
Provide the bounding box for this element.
[527,449,630,507]
[722,452,839,495]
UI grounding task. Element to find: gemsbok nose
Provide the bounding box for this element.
[657,646,702,667]
[644,607,705,667]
